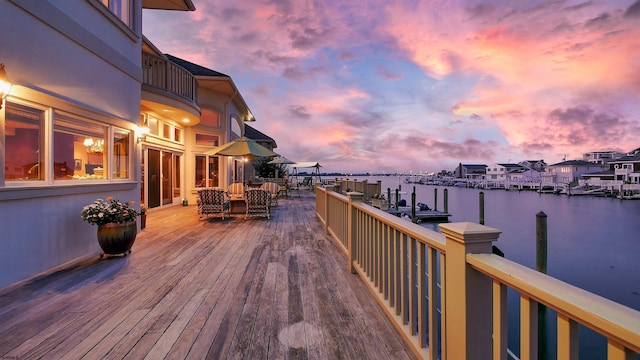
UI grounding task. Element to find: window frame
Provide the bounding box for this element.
[2,99,136,187]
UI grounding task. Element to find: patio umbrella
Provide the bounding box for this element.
[268,155,296,182]
[204,136,277,158]
[205,137,277,183]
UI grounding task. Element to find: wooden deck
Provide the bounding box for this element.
[0,191,416,359]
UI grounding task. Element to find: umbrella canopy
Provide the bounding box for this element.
[204,136,277,158]
[268,155,296,165]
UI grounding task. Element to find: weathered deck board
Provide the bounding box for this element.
[0,191,416,359]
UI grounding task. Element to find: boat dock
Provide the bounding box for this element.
[386,208,452,222]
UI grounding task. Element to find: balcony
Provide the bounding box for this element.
[141,52,200,125]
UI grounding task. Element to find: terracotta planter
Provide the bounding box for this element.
[97,221,137,257]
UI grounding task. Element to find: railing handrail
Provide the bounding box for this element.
[350,200,447,252]
[316,186,640,359]
[468,253,640,353]
[141,52,197,104]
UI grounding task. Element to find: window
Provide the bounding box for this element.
[162,123,171,139]
[100,0,132,27]
[195,134,220,147]
[195,155,220,188]
[3,100,135,184]
[113,128,130,179]
[4,102,45,181]
[147,116,159,136]
[200,108,220,127]
[54,114,107,180]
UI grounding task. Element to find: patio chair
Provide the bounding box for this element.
[227,182,245,199]
[244,188,271,219]
[197,188,230,220]
[299,176,312,189]
[260,182,279,207]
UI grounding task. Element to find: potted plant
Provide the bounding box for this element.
[81,197,141,257]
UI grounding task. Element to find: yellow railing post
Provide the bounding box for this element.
[324,186,329,234]
[347,192,363,274]
[440,222,501,360]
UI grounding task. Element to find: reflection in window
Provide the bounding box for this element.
[4,102,45,181]
[195,155,219,188]
[54,115,107,180]
[100,0,131,27]
[148,116,159,136]
[113,128,130,179]
[195,133,219,147]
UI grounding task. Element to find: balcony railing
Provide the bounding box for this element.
[142,52,197,103]
[315,186,640,359]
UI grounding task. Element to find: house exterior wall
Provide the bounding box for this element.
[0,1,143,288]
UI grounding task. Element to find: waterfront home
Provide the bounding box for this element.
[583,150,625,165]
[0,1,270,289]
[610,154,640,184]
[518,159,547,171]
[486,163,523,182]
[146,53,262,207]
[541,159,604,186]
[453,163,487,180]
[0,0,198,288]
[506,166,541,183]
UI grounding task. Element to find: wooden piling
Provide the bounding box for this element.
[444,188,448,213]
[411,187,416,223]
[536,211,548,274]
[434,188,438,212]
[479,191,485,225]
[536,211,549,359]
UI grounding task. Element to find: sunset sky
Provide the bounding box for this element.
[143,0,640,174]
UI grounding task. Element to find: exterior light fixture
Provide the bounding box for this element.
[0,63,13,110]
[136,125,150,144]
[244,114,255,122]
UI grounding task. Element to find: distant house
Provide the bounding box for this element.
[508,167,541,182]
[583,151,625,165]
[485,163,523,181]
[518,160,547,171]
[453,164,487,180]
[244,124,278,180]
[542,160,604,185]
[609,154,640,184]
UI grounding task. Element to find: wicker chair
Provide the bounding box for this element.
[197,188,230,220]
[227,182,245,199]
[260,182,279,207]
[244,188,271,219]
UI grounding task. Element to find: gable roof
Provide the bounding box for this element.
[143,0,195,11]
[548,160,597,167]
[166,55,229,77]
[610,154,640,163]
[245,125,277,148]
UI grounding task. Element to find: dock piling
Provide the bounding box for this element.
[444,188,448,213]
[479,191,485,225]
[434,188,438,212]
[411,187,416,223]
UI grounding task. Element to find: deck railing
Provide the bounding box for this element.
[141,52,197,103]
[315,185,640,359]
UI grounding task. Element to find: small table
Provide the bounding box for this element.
[229,197,246,214]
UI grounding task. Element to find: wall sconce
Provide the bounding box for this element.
[136,125,150,144]
[0,63,13,110]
